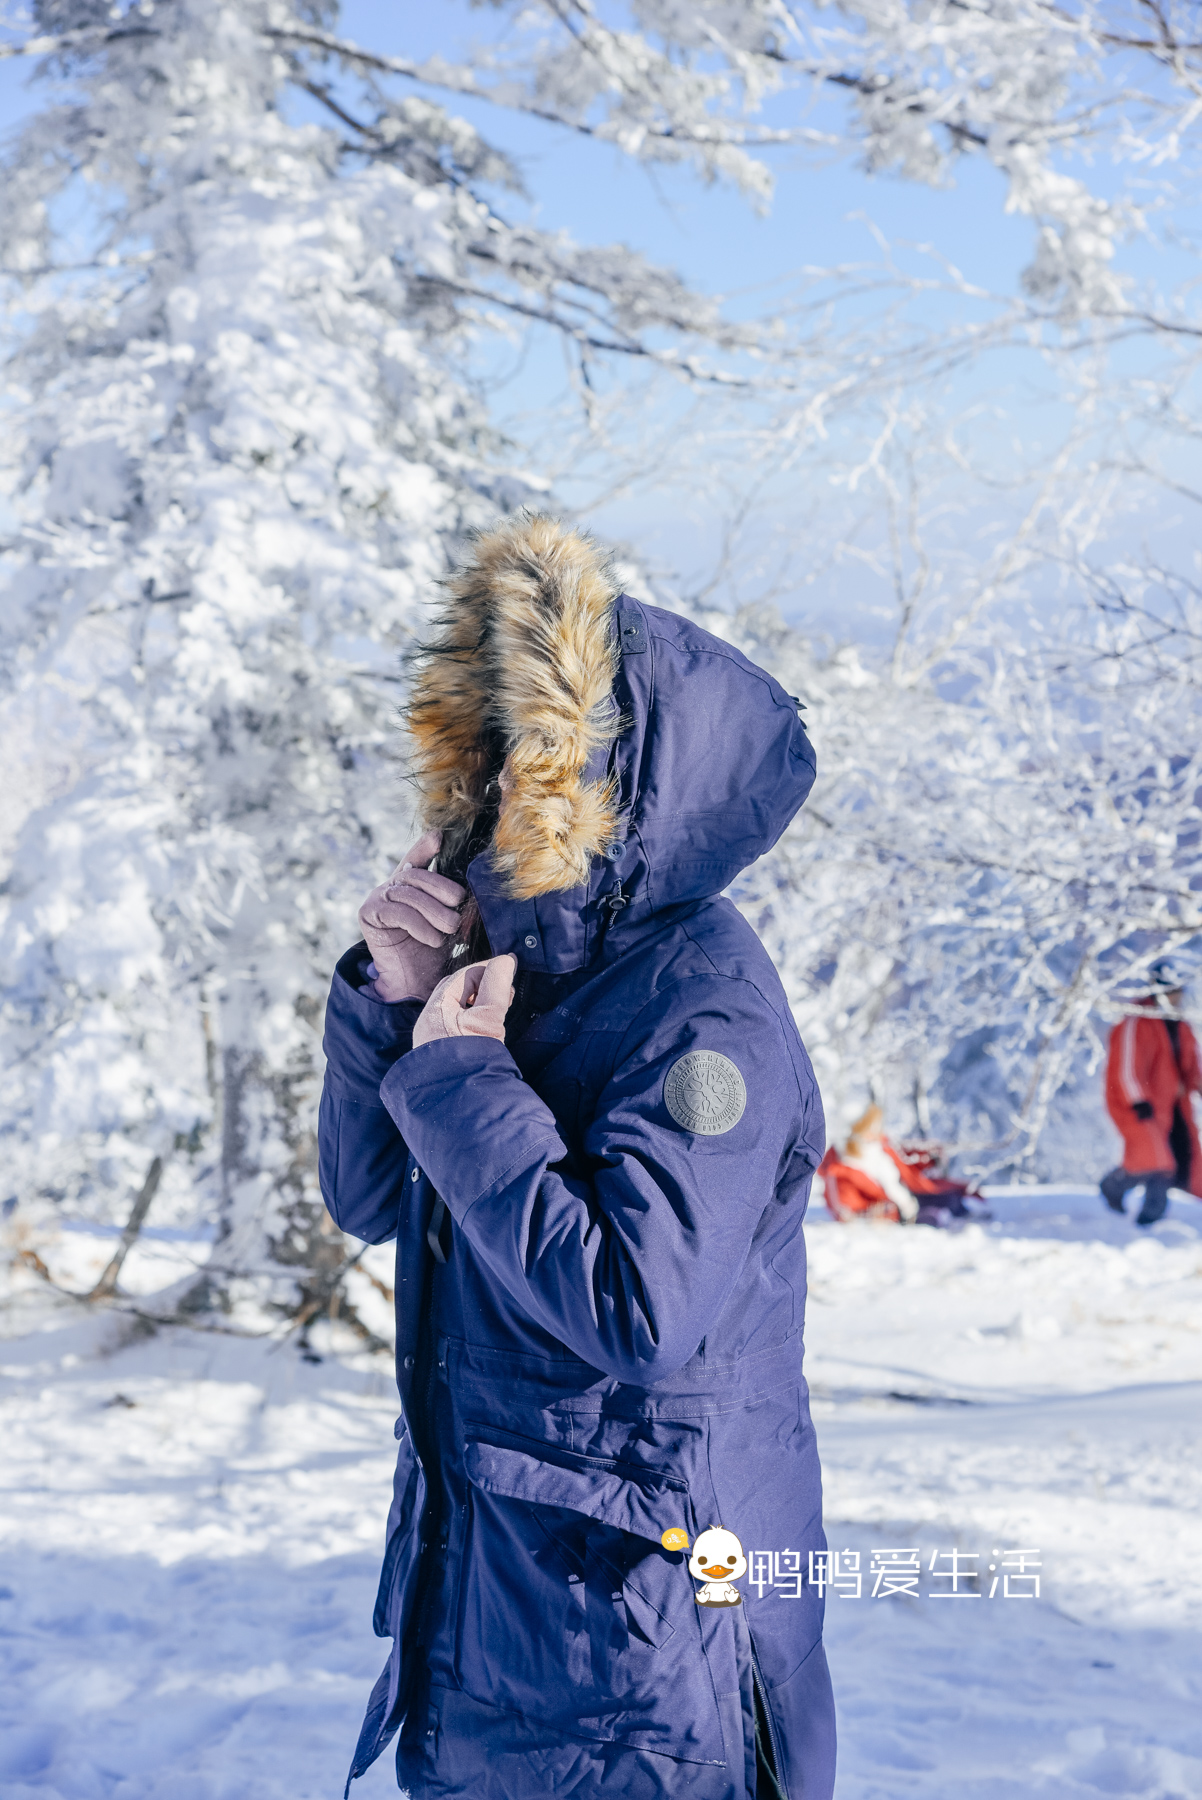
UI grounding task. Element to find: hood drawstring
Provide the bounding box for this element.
[601,877,628,936]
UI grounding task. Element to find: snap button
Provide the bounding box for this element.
[403,1355,415,1369]
[524,934,538,949]
[604,842,625,861]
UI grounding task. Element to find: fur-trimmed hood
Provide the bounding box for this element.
[409,513,623,901]
[406,513,817,973]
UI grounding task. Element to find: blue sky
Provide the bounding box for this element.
[321,2,1074,625]
[342,3,1035,298]
[323,4,1198,630]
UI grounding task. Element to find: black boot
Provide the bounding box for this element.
[1136,1175,1170,1227]
[1099,1169,1128,1214]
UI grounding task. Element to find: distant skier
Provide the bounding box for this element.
[1101,959,1202,1225]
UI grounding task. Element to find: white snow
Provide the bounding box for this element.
[2,1188,1200,1798]
[807,1188,1202,1799]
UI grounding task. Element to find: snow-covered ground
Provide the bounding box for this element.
[1,1188,1200,1799]
[806,1188,1202,1799]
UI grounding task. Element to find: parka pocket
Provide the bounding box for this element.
[453,1432,727,1766]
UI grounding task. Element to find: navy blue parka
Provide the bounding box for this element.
[319,529,835,1800]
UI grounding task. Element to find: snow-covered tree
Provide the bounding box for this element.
[719,599,1202,1174]
[0,4,476,1326]
[0,2,755,1328]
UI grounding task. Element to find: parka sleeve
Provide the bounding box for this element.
[380,973,823,1380]
[318,942,423,1245]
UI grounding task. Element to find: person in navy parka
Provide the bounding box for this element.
[319,514,835,1800]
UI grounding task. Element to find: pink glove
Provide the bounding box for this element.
[412,955,517,1048]
[358,829,467,1003]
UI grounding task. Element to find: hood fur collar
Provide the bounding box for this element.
[408,514,623,900]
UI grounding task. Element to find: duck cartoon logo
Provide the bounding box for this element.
[689,1526,747,1607]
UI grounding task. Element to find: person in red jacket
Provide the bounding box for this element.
[819,1105,984,1227]
[1102,959,1202,1226]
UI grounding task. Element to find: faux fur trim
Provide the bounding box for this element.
[408,513,623,899]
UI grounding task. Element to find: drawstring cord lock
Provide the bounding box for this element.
[602,879,628,919]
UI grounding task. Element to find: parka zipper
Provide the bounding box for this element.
[408,972,542,1668]
[402,970,573,1732]
[408,1180,445,1685]
[749,1635,789,1800]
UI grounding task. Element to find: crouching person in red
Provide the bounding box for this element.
[818,1106,984,1228]
[1102,959,1202,1226]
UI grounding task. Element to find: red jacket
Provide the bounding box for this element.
[1105,1009,1202,1196]
[818,1146,902,1221]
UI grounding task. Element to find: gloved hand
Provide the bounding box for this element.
[412,955,517,1048]
[1132,1099,1155,1121]
[357,829,467,1003]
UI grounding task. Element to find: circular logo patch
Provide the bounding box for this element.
[664,1051,747,1136]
